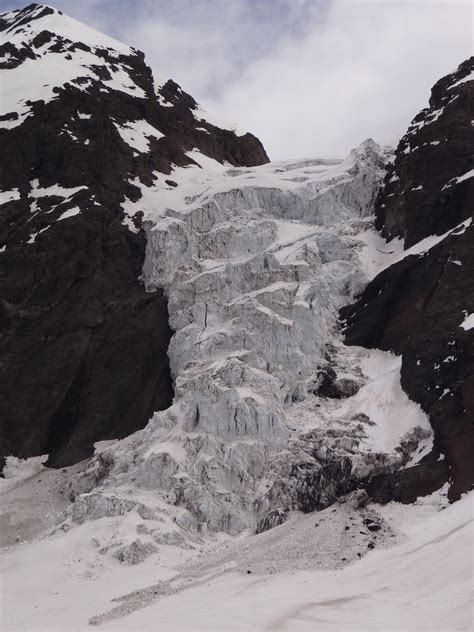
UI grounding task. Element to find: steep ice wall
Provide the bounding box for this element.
[62,140,431,543]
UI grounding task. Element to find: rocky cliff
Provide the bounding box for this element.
[342,58,474,501]
[0,3,268,468]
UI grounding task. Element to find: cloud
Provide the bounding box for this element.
[206,0,473,158]
[117,0,325,100]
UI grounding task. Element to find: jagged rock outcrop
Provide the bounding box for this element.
[0,3,268,468]
[342,58,474,500]
[375,57,473,247]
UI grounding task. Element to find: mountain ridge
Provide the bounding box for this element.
[0,2,268,468]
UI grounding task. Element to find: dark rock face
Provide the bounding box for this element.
[375,57,474,247]
[365,454,450,505]
[342,58,474,501]
[316,365,360,399]
[0,211,174,467]
[0,4,269,467]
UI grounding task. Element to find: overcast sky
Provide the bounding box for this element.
[1,0,472,158]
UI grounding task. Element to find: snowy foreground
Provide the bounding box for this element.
[1,142,473,631]
[1,476,472,631]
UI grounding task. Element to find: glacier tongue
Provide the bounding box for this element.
[63,139,430,541]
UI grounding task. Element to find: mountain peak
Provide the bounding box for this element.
[0,3,58,29]
[0,2,267,155]
[0,2,134,57]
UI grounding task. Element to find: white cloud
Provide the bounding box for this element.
[117,0,322,101]
[207,0,473,158]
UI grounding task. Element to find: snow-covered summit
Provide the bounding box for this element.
[0,3,132,53]
[0,3,256,143]
[0,3,148,129]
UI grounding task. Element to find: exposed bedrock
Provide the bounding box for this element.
[342,58,474,501]
[0,198,175,468]
[375,56,473,247]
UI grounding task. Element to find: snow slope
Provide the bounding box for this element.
[96,491,474,632]
[2,477,471,631]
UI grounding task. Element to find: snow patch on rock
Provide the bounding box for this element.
[460,312,474,331]
[115,119,165,154]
